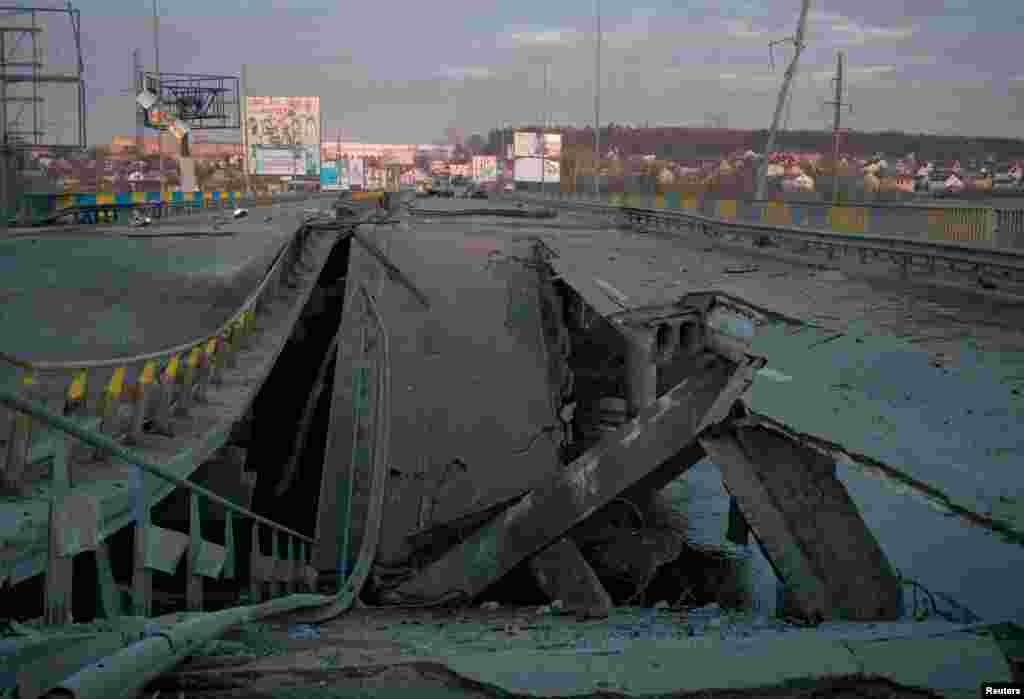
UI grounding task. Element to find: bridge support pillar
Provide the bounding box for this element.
[700,426,902,621]
[621,327,658,417]
[529,537,613,618]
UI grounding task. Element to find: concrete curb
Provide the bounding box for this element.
[443,635,1012,698]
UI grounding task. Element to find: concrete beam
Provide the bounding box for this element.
[392,354,759,603]
[700,426,902,621]
[528,537,613,618]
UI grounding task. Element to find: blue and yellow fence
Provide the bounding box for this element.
[18,190,250,225]
[598,191,1009,247]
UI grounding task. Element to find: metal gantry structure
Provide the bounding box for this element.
[0,2,85,151]
[0,2,85,218]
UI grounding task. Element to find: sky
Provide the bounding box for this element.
[29,0,1024,146]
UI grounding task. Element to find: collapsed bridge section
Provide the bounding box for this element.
[316,212,904,622]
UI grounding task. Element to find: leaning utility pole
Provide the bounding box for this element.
[824,51,853,204]
[754,0,811,200]
[593,0,602,196]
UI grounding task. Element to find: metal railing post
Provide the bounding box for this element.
[133,470,153,617]
[250,519,263,603]
[2,371,36,494]
[187,490,204,611]
[44,436,73,625]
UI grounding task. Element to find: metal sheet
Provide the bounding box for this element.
[192,538,227,579]
[52,494,101,557]
[143,525,189,575]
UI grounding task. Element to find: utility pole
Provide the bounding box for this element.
[152,0,164,194]
[241,63,250,193]
[540,60,548,193]
[133,49,143,153]
[594,0,601,196]
[824,51,852,204]
[754,0,811,200]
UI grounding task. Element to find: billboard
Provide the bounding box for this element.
[449,162,471,178]
[251,146,320,177]
[349,158,365,188]
[472,155,497,182]
[338,159,350,189]
[320,160,339,190]
[430,160,449,175]
[245,96,321,176]
[514,132,540,158]
[514,156,560,183]
[543,133,562,160]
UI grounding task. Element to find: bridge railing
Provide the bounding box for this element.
[17,189,329,226]
[0,385,321,623]
[516,190,1024,282]
[0,207,320,497]
[21,280,392,699]
[542,189,1024,249]
[0,210,337,622]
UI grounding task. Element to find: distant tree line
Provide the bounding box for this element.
[465,126,1024,163]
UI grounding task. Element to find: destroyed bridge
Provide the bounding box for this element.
[2,190,1022,697]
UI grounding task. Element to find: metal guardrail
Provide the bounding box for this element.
[31,280,393,699]
[0,207,359,629]
[19,190,329,227]
[516,192,1024,280]
[0,216,311,498]
[542,186,1024,246]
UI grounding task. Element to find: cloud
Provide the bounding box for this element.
[500,28,582,48]
[724,19,763,40]
[809,11,915,46]
[438,66,492,81]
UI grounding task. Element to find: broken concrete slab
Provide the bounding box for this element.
[390,354,756,603]
[701,426,902,621]
[528,537,612,618]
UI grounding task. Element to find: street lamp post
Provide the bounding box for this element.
[540,60,549,194]
[152,0,165,194]
[594,0,601,196]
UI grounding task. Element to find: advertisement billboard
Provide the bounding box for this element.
[472,155,498,182]
[349,158,365,188]
[337,159,350,189]
[320,161,339,190]
[514,156,560,183]
[543,133,562,160]
[514,132,540,158]
[246,96,321,176]
[252,146,320,177]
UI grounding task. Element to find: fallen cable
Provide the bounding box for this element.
[349,229,431,309]
[280,283,393,625]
